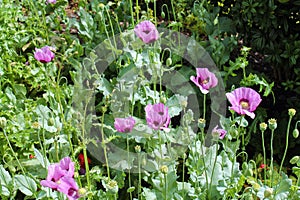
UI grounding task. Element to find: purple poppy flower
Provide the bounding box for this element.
[40,157,76,191]
[47,0,56,4]
[34,46,55,63]
[57,177,79,200]
[40,163,64,190]
[190,68,218,94]
[226,87,262,119]
[59,157,75,177]
[134,20,159,44]
[114,117,136,133]
[145,103,171,131]
[212,125,227,140]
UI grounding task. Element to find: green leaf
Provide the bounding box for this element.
[14,175,37,196]
[0,165,12,196]
[33,148,49,168]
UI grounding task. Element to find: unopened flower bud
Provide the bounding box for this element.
[181,100,188,108]
[160,96,167,104]
[259,122,267,132]
[166,58,172,67]
[198,118,206,129]
[288,108,296,117]
[293,129,299,138]
[264,188,273,198]
[290,156,300,164]
[161,11,165,19]
[160,165,168,174]
[268,118,277,130]
[252,182,260,191]
[0,117,7,128]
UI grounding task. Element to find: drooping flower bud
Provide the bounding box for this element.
[293,129,299,138]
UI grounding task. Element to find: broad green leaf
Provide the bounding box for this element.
[34,148,49,168]
[0,165,12,196]
[14,175,37,196]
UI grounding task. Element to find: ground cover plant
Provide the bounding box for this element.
[0,0,300,199]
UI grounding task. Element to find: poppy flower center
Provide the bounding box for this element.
[158,111,164,115]
[200,78,209,85]
[240,100,249,109]
[153,121,160,126]
[124,128,130,132]
[143,30,150,34]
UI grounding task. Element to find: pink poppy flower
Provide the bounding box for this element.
[134,20,159,44]
[57,177,79,200]
[190,68,218,94]
[40,157,78,200]
[145,103,170,131]
[34,46,55,63]
[226,87,262,119]
[40,163,64,190]
[47,0,56,4]
[212,125,227,139]
[114,117,136,133]
[59,157,75,177]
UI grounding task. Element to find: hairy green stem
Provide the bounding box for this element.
[279,116,292,177]
[270,129,275,187]
[127,135,133,200]
[261,130,267,184]
[3,130,37,198]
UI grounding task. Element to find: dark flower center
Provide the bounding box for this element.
[158,111,164,115]
[240,99,249,109]
[124,128,130,132]
[143,30,151,34]
[153,121,160,126]
[199,77,209,85]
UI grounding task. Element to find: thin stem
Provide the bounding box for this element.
[127,135,133,200]
[83,147,91,190]
[3,130,37,198]
[164,173,167,200]
[203,94,206,120]
[200,128,209,195]
[129,0,135,26]
[270,129,275,187]
[261,130,267,184]
[136,0,139,22]
[279,116,292,177]
[209,141,219,199]
[182,153,185,198]
[138,152,141,200]
[101,108,110,179]
[154,0,157,26]
[170,0,177,21]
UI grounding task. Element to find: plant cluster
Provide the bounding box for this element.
[0,0,299,200]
